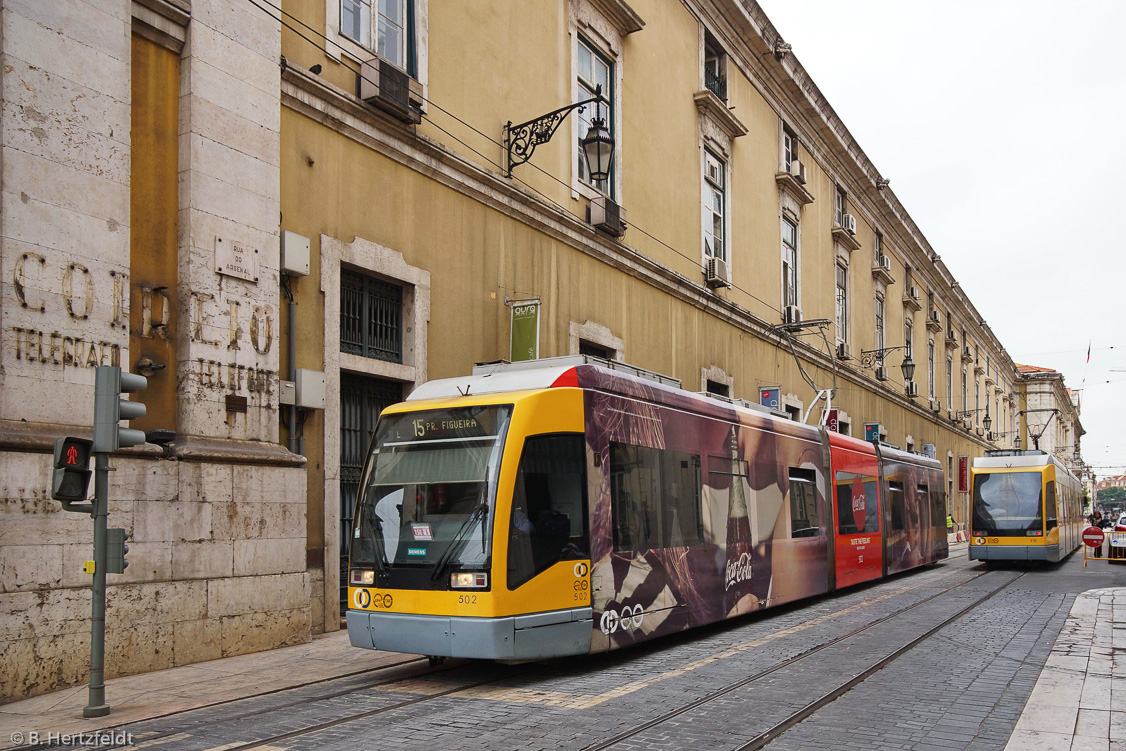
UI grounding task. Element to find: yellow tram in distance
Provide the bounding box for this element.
[969,450,1083,562]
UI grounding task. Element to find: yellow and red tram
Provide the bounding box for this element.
[346,358,948,660]
[969,451,1083,562]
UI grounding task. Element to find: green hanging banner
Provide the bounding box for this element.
[509,300,540,362]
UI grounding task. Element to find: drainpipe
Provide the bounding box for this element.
[288,295,297,454]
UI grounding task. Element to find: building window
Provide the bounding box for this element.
[875,294,886,365]
[904,319,913,360]
[704,33,726,100]
[928,341,936,398]
[706,379,730,397]
[835,263,848,343]
[783,124,798,171]
[947,355,954,407]
[340,0,412,72]
[703,150,726,261]
[962,368,968,413]
[577,37,613,194]
[340,269,402,363]
[975,381,981,425]
[341,0,370,48]
[782,217,798,308]
[874,231,883,264]
[835,186,847,226]
[579,341,611,359]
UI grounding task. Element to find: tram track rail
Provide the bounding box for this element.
[101,563,1014,751]
[585,567,1026,751]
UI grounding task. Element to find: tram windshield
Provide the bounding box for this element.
[351,405,512,582]
[972,471,1044,535]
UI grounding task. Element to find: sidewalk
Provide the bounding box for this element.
[0,632,410,750]
[1004,588,1126,751]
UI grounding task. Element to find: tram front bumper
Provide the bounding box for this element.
[969,543,1058,561]
[347,607,594,660]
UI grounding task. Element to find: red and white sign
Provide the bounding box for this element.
[1082,526,1105,548]
[958,456,970,494]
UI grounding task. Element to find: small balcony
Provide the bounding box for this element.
[705,67,727,101]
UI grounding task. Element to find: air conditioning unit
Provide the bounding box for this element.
[704,256,731,288]
[987,431,996,442]
[591,196,627,237]
[947,329,957,342]
[875,366,889,382]
[360,57,420,123]
[784,305,802,324]
[836,341,851,360]
[963,345,973,358]
[909,286,920,301]
[905,381,919,398]
[878,254,892,272]
[789,159,807,185]
[843,213,857,235]
[929,398,941,412]
[930,310,941,323]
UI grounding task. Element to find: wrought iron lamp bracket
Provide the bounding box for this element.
[504,86,606,177]
[860,345,907,370]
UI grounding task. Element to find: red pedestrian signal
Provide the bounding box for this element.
[52,437,93,506]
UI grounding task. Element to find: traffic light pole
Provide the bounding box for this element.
[83,451,111,718]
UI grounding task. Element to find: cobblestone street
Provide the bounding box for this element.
[64,548,1117,751]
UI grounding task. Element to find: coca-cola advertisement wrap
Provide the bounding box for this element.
[723,426,757,617]
[579,367,829,651]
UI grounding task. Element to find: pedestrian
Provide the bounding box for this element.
[946,513,954,536]
[1092,511,1103,557]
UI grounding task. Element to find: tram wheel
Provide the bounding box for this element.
[427,655,446,667]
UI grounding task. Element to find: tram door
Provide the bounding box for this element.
[832,452,883,588]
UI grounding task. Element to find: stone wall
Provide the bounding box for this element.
[0,450,308,703]
[0,0,308,704]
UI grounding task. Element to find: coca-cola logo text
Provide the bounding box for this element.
[724,551,753,590]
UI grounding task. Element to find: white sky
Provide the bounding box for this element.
[756,0,1126,479]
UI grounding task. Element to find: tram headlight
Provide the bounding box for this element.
[350,569,375,586]
[450,572,488,588]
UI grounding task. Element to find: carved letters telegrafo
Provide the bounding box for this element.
[10,256,277,396]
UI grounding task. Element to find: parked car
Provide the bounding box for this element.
[1109,514,1126,562]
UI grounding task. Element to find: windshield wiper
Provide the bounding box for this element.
[430,503,487,581]
[370,516,391,582]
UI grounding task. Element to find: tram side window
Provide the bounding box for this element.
[507,434,589,590]
[889,481,906,531]
[835,471,880,535]
[917,485,934,529]
[610,443,702,553]
[788,469,819,538]
[1045,480,1057,530]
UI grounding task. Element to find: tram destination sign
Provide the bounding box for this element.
[384,406,508,443]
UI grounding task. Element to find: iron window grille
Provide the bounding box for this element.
[341,268,403,363]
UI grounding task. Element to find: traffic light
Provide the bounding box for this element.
[52,436,93,503]
[106,528,130,574]
[93,366,147,453]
